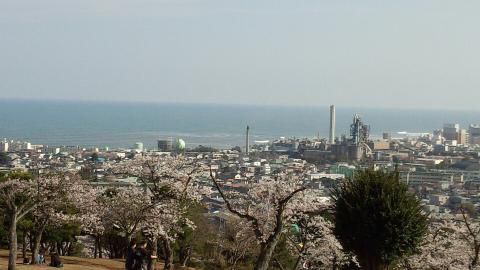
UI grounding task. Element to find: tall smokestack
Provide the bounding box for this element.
[329,105,336,144]
[246,125,250,154]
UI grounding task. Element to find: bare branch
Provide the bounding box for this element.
[209,168,264,240]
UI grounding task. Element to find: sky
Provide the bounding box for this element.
[1,0,480,110]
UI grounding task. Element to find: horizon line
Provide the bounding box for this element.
[0,97,479,113]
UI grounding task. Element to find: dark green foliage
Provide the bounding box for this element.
[231,146,242,152]
[331,169,428,270]
[173,202,216,267]
[0,152,10,165]
[90,152,99,162]
[17,217,34,234]
[79,163,95,181]
[0,215,8,247]
[43,222,83,256]
[102,231,127,258]
[269,236,297,270]
[45,223,81,243]
[192,145,218,152]
[461,203,477,218]
[0,171,32,182]
[70,242,86,257]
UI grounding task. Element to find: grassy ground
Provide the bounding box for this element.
[0,250,167,270]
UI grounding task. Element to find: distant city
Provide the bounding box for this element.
[2,104,480,197]
[2,99,480,150]
[2,104,480,268]
[2,105,480,217]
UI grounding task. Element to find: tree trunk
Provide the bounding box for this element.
[54,241,59,255]
[273,257,286,270]
[64,243,68,256]
[178,244,191,268]
[22,231,27,260]
[98,237,103,258]
[65,242,72,256]
[8,212,18,270]
[124,234,132,259]
[163,239,174,270]
[148,237,158,270]
[254,236,281,270]
[29,233,34,251]
[472,245,480,268]
[31,223,46,264]
[293,255,303,270]
[292,245,306,270]
[180,247,191,267]
[94,237,98,259]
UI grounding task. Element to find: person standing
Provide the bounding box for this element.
[133,241,149,270]
[125,240,137,270]
[49,252,63,268]
[39,246,46,264]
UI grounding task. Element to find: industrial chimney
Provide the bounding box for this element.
[246,125,250,154]
[329,105,336,144]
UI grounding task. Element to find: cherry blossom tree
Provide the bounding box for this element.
[142,202,185,270]
[400,211,480,270]
[73,183,107,258]
[209,169,327,270]
[29,173,89,264]
[111,155,210,270]
[287,213,352,270]
[459,206,480,269]
[0,177,34,270]
[101,187,151,257]
[0,173,76,270]
[216,218,258,268]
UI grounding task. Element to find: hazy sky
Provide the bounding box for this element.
[1,0,480,109]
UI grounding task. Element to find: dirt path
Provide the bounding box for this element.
[0,250,171,270]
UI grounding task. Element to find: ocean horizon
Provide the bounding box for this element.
[0,99,478,149]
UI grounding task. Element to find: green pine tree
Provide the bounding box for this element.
[331,169,428,270]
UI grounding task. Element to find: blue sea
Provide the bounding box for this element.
[0,100,478,149]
